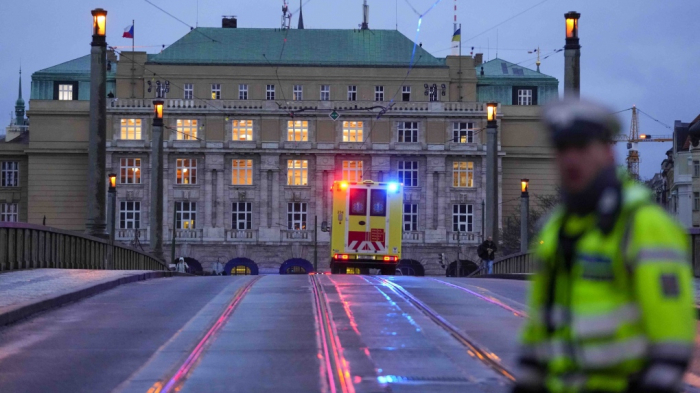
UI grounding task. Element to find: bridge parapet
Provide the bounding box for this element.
[0,223,166,272]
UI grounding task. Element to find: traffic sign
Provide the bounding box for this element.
[329,110,341,121]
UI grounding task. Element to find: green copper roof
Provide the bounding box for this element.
[478,58,556,81]
[148,28,446,67]
[34,55,117,76]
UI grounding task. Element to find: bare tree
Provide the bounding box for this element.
[500,193,560,256]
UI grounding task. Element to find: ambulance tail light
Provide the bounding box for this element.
[334,254,350,260]
[383,256,398,262]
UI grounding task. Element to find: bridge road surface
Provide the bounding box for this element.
[0,275,697,393]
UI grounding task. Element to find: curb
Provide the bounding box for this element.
[0,271,189,327]
[474,273,532,280]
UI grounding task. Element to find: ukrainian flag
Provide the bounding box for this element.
[452,28,461,42]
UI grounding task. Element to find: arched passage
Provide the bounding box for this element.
[279,258,314,275]
[223,258,259,276]
[446,260,478,277]
[172,257,203,275]
[397,259,425,276]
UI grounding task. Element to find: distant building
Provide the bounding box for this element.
[5,17,560,273]
[1,69,29,223]
[663,115,700,228]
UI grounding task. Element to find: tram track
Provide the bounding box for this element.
[370,276,516,383]
[429,278,529,318]
[146,276,262,393]
[310,273,356,393]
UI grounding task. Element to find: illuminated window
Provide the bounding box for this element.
[176,201,197,229]
[211,84,221,100]
[342,161,363,182]
[342,121,363,142]
[184,83,193,100]
[375,86,384,102]
[347,85,357,101]
[239,84,248,100]
[346,267,361,274]
[453,122,475,144]
[232,202,252,230]
[452,204,473,232]
[293,85,303,101]
[287,120,308,142]
[120,119,142,140]
[398,122,418,143]
[402,85,411,102]
[398,161,418,187]
[518,89,533,106]
[176,119,198,140]
[58,84,73,101]
[0,203,18,222]
[231,265,251,275]
[320,85,330,101]
[287,160,308,186]
[1,162,19,187]
[119,201,140,229]
[403,203,418,231]
[176,158,197,185]
[453,162,474,188]
[232,120,253,141]
[119,158,141,184]
[266,85,275,100]
[287,202,307,230]
[232,159,253,185]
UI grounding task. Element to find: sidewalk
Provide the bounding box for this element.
[0,269,179,326]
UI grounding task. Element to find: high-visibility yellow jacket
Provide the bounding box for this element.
[518,181,695,392]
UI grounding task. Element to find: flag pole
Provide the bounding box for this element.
[132,20,135,52]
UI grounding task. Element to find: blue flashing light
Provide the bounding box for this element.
[388,183,399,193]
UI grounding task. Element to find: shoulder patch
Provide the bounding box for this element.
[660,274,680,298]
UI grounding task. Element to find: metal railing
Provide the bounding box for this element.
[0,223,167,272]
[470,251,535,277]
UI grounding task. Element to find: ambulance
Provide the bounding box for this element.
[329,180,403,274]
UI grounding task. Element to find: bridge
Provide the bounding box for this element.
[0,223,699,393]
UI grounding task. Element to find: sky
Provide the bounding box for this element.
[0,0,698,179]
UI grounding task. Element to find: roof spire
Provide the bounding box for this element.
[297,0,304,29]
[18,66,22,101]
[15,66,25,126]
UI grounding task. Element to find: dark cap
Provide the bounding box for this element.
[542,98,621,150]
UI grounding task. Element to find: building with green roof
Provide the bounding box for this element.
[476,58,559,105]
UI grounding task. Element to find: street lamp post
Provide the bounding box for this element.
[520,179,529,253]
[564,11,581,98]
[485,102,499,244]
[150,100,165,261]
[107,173,117,269]
[86,8,108,238]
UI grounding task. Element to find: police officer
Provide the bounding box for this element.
[514,99,695,393]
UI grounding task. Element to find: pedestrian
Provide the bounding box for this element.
[176,257,189,274]
[513,99,695,393]
[477,236,497,274]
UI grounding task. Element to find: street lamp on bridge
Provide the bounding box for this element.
[520,179,529,253]
[151,100,165,261]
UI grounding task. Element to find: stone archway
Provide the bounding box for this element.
[446,260,478,277]
[279,258,314,275]
[172,257,203,275]
[223,257,259,276]
[396,259,425,276]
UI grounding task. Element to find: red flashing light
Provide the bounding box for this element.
[340,182,348,190]
[383,256,398,262]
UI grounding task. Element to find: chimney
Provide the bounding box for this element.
[361,0,369,30]
[222,16,238,28]
[474,53,483,66]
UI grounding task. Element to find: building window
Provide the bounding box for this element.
[342,121,364,142]
[1,162,19,187]
[403,203,418,231]
[453,122,475,144]
[238,84,248,100]
[176,119,198,140]
[398,161,419,187]
[453,162,474,188]
[175,202,197,229]
[119,201,140,229]
[402,85,411,102]
[398,121,419,143]
[184,83,193,100]
[232,159,253,185]
[211,84,221,100]
[453,204,473,232]
[232,202,252,230]
[293,85,303,101]
[0,203,18,222]
[58,84,73,101]
[120,119,142,140]
[287,160,308,186]
[232,120,253,141]
[347,85,357,101]
[518,89,533,106]
[287,120,308,142]
[119,158,141,184]
[342,161,363,182]
[287,202,307,230]
[320,85,330,101]
[695,193,700,212]
[375,86,384,102]
[694,161,700,177]
[176,158,197,185]
[266,85,275,100]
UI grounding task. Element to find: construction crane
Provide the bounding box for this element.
[611,105,673,180]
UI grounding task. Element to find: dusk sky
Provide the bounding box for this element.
[1,0,697,179]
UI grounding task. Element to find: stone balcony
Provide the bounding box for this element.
[402,231,424,243]
[115,228,148,242]
[447,232,482,245]
[225,229,257,242]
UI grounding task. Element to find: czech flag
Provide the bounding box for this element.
[123,24,134,39]
[452,28,461,42]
